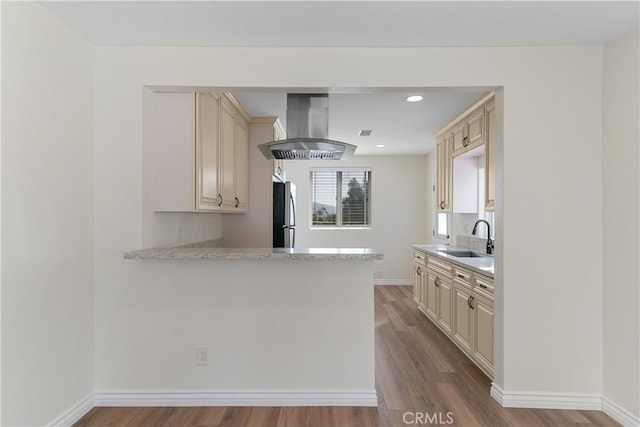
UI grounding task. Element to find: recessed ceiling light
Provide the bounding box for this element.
[406,95,424,103]
[358,129,373,136]
[375,144,386,148]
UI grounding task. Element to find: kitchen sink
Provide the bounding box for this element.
[438,249,489,258]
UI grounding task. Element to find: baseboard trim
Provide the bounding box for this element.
[602,397,640,427]
[49,393,94,427]
[93,389,378,407]
[490,384,601,410]
[374,279,412,286]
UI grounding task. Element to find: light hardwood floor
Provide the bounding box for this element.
[74,286,618,427]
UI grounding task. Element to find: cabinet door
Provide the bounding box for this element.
[233,119,249,212]
[485,100,496,211]
[453,285,472,354]
[451,122,467,153]
[466,107,484,148]
[195,92,221,211]
[425,269,439,322]
[436,134,453,213]
[472,292,494,377]
[219,101,237,210]
[413,262,423,305]
[437,276,453,336]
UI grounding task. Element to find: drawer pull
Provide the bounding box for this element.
[456,273,466,279]
[478,283,488,289]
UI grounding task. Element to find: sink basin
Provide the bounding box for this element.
[438,249,488,258]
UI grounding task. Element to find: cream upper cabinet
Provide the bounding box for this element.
[484,99,496,211]
[219,96,250,212]
[195,92,221,211]
[273,120,287,182]
[219,100,236,210]
[452,106,484,157]
[153,91,250,213]
[233,119,249,211]
[436,133,453,213]
[451,122,467,154]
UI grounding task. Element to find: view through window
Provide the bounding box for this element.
[311,169,371,227]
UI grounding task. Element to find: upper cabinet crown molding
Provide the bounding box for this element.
[433,91,495,140]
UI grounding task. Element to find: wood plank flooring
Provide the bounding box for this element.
[74,286,618,427]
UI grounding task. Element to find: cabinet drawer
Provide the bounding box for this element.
[413,251,427,265]
[428,257,452,275]
[453,266,473,290]
[427,264,451,280]
[474,275,494,300]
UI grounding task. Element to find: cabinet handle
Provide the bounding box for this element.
[434,277,440,288]
[440,201,445,209]
[462,136,469,147]
[234,197,240,208]
[416,266,422,275]
[456,273,465,279]
[478,283,488,289]
[277,166,282,176]
[468,296,475,310]
[217,194,223,207]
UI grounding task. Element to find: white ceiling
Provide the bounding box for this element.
[42,1,638,47]
[40,1,638,156]
[233,90,487,155]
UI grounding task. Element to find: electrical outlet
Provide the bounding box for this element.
[196,346,208,366]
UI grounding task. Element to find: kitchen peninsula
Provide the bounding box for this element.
[123,243,382,406]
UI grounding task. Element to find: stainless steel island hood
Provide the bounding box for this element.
[258,94,357,160]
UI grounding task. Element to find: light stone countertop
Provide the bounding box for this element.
[124,246,384,261]
[412,244,494,278]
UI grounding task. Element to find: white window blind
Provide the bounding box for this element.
[311,169,371,227]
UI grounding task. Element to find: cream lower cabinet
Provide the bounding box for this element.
[413,250,494,379]
[154,91,249,213]
[437,275,453,336]
[413,251,427,306]
[423,258,453,336]
[468,275,494,379]
[452,267,473,353]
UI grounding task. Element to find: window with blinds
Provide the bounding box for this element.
[310,169,371,227]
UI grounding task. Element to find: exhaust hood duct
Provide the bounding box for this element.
[258,94,357,160]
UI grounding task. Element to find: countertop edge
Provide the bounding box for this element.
[124,247,384,261]
[412,244,494,279]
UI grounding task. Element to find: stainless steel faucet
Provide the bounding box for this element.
[472,220,493,255]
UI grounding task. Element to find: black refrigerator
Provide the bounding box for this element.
[273,181,296,248]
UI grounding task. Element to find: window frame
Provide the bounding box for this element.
[309,168,372,229]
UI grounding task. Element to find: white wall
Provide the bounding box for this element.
[602,29,640,420]
[92,45,604,400]
[285,155,428,282]
[1,3,95,425]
